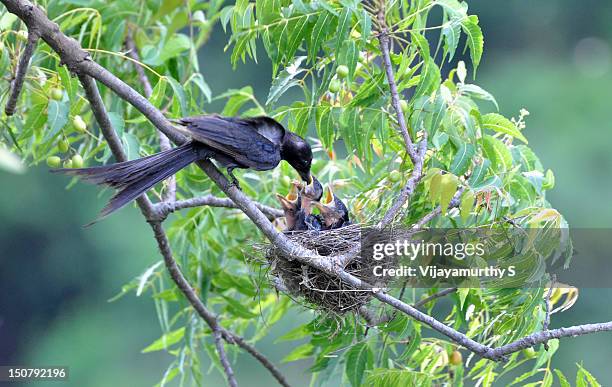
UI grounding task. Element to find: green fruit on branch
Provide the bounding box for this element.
[336,65,349,79]
[389,170,402,183]
[46,156,61,168]
[399,99,409,114]
[50,87,63,101]
[328,79,341,93]
[63,159,73,168]
[57,139,69,153]
[71,154,84,168]
[72,115,87,132]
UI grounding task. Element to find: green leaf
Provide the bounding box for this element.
[142,327,185,353]
[46,100,69,140]
[414,60,441,98]
[282,342,314,362]
[481,135,512,171]
[459,84,499,110]
[429,172,443,205]
[309,11,332,62]
[149,78,168,108]
[335,7,353,57]
[338,39,358,82]
[316,104,335,150]
[468,158,490,187]
[461,15,484,75]
[440,173,459,212]
[450,143,475,175]
[555,370,571,387]
[266,56,306,106]
[482,113,527,143]
[107,112,125,136]
[441,17,461,61]
[166,76,187,116]
[345,343,373,387]
[460,190,475,221]
[365,369,431,387]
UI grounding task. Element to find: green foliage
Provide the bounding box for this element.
[0,0,595,385]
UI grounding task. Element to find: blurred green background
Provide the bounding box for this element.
[1,1,612,385]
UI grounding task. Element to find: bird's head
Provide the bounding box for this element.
[280,132,312,182]
[314,185,350,228]
[275,184,299,230]
[300,175,323,216]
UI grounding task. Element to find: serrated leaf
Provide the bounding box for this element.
[461,15,484,75]
[316,105,335,149]
[481,135,512,171]
[335,7,353,56]
[309,11,332,62]
[142,327,185,353]
[414,60,441,98]
[450,143,475,175]
[338,39,358,81]
[345,343,373,387]
[266,56,306,106]
[459,84,499,110]
[482,113,527,143]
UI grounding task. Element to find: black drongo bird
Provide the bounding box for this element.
[53,115,314,217]
[314,186,350,229]
[275,181,322,231]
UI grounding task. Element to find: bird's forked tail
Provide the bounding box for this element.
[52,142,206,219]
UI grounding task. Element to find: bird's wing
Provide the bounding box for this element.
[176,115,281,169]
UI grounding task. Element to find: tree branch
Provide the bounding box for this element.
[154,194,283,220]
[6,0,612,370]
[414,287,458,309]
[412,187,465,229]
[4,28,38,116]
[376,4,417,163]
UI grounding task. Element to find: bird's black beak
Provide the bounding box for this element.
[299,170,311,183]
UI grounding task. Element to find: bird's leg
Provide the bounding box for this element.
[226,167,241,190]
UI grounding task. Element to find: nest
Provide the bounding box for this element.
[257,224,391,315]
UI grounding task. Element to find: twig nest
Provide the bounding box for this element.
[260,224,390,315]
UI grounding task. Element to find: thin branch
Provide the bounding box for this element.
[376,3,417,163]
[490,321,612,360]
[213,331,238,387]
[376,137,427,230]
[229,335,291,387]
[151,221,237,386]
[125,26,175,201]
[154,195,283,220]
[414,287,458,309]
[4,28,38,116]
[412,187,465,229]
